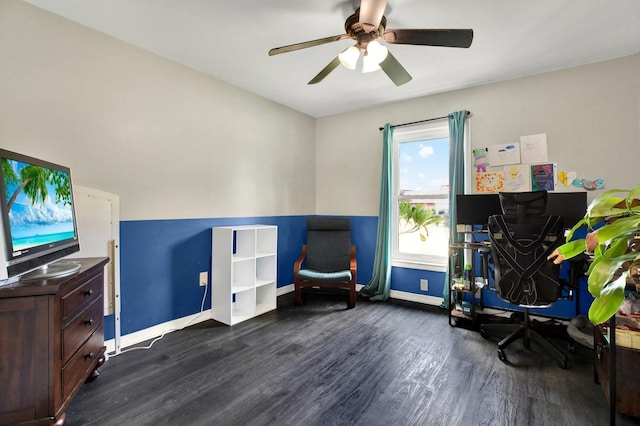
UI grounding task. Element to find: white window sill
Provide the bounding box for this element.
[392,259,447,273]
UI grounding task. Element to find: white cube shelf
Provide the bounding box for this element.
[212,225,277,325]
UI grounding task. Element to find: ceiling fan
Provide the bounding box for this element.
[268,0,473,86]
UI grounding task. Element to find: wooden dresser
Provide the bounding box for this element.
[0,257,109,426]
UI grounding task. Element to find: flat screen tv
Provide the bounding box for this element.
[0,149,80,282]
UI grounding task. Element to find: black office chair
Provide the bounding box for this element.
[480,191,569,369]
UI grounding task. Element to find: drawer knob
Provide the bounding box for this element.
[84,289,94,297]
[85,352,95,360]
[84,318,94,326]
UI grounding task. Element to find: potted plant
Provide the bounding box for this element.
[552,183,640,325]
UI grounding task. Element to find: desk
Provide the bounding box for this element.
[448,228,581,328]
[448,234,491,326]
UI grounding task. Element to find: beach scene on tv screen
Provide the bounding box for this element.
[1,158,75,253]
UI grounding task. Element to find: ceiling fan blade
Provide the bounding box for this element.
[308,57,342,85]
[379,51,412,86]
[269,34,351,56]
[359,0,387,31]
[382,29,474,48]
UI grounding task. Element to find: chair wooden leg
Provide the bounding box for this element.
[294,283,303,305]
[348,285,356,308]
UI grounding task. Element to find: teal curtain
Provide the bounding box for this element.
[360,123,393,301]
[442,110,468,309]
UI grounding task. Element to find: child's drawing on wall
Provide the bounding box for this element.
[475,172,504,193]
[531,163,556,191]
[504,165,531,192]
[473,148,489,172]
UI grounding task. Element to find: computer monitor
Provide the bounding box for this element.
[456,194,502,225]
[456,191,587,228]
[546,192,588,229]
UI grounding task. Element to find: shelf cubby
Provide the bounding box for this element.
[212,225,277,325]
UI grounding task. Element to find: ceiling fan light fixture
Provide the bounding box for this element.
[366,40,388,64]
[269,0,474,86]
[338,45,360,70]
[361,52,381,73]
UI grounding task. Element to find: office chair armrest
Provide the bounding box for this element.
[478,246,492,288]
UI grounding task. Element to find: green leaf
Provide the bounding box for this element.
[1,159,19,185]
[588,250,639,296]
[587,189,627,217]
[627,183,640,207]
[586,255,600,276]
[601,232,636,261]
[588,274,627,325]
[555,239,586,260]
[587,256,624,297]
[595,216,640,245]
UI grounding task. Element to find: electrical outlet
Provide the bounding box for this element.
[199,271,208,287]
[420,279,429,292]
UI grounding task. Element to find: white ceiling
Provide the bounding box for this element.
[24,0,640,118]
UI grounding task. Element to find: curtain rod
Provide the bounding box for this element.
[379,111,470,131]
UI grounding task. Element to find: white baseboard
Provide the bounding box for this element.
[277,283,294,295]
[105,309,212,355]
[388,288,444,306]
[358,284,444,306]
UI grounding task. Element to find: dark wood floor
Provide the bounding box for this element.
[67,293,637,426]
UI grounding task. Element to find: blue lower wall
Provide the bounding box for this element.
[114,216,307,338]
[390,267,447,296]
[104,215,592,340]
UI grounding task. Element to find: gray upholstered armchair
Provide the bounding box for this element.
[294,217,357,308]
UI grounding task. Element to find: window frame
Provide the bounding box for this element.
[391,119,470,272]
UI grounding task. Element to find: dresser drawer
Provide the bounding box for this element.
[61,273,103,321]
[62,296,103,363]
[62,323,105,401]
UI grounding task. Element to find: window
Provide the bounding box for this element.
[392,121,451,271]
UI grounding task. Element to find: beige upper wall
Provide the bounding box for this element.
[316,54,640,216]
[0,0,316,220]
[2,1,638,222]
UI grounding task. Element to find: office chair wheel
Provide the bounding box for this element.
[497,348,507,363]
[480,328,489,339]
[568,341,576,353]
[558,359,568,369]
